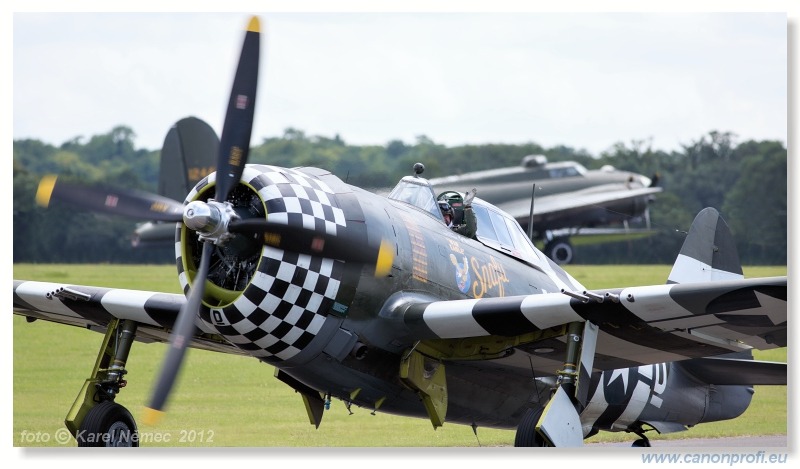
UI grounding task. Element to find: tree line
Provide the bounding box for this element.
[13,126,787,265]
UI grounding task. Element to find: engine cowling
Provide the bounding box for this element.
[175,165,356,365]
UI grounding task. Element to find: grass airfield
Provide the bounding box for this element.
[12,264,787,447]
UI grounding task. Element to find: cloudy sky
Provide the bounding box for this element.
[10,7,791,156]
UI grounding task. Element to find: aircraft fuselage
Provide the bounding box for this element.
[177,164,739,433]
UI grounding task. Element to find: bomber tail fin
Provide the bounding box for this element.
[158,116,219,201]
[667,207,743,284]
[132,117,219,249]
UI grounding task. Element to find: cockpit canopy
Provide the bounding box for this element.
[388,175,441,219]
[388,173,548,268]
[470,199,548,267]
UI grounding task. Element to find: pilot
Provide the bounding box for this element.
[438,197,477,239]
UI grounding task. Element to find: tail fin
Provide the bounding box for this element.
[132,117,219,249]
[158,117,219,201]
[667,207,744,284]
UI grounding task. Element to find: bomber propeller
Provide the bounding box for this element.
[36,175,184,222]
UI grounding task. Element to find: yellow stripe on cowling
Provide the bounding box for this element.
[374,239,394,277]
[35,175,58,208]
[247,16,260,33]
[141,407,165,426]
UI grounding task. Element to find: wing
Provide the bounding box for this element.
[501,186,662,223]
[13,280,242,355]
[396,276,786,374]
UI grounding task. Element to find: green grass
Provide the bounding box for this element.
[12,264,787,447]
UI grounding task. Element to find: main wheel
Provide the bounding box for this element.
[632,437,651,447]
[76,401,139,447]
[545,238,574,264]
[514,407,548,447]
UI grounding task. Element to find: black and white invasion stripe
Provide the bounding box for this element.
[402,276,786,366]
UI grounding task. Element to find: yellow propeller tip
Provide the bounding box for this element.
[35,174,58,208]
[374,239,394,277]
[142,407,165,426]
[247,16,260,33]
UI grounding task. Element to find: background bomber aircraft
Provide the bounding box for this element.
[429,155,662,264]
[13,16,787,447]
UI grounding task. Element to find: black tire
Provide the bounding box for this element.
[545,238,574,265]
[76,401,139,447]
[514,407,548,447]
[632,438,651,447]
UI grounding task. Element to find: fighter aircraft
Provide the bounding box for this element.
[13,16,786,447]
[429,155,662,264]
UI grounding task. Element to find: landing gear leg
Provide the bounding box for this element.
[65,319,140,447]
[515,321,598,447]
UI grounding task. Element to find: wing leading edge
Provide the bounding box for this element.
[399,275,786,370]
[13,280,241,355]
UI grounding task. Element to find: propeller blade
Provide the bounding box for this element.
[36,175,184,222]
[214,16,260,203]
[144,17,262,426]
[143,242,212,425]
[228,219,394,276]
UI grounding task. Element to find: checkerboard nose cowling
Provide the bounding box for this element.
[178,165,349,362]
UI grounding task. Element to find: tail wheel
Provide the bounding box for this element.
[77,401,139,447]
[545,238,574,265]
[514,407,549,447]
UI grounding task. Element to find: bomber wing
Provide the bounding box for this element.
[501,185,662,224]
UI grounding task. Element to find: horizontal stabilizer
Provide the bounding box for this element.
[679,357,786,385]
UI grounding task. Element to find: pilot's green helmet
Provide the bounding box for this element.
[439,191,464,210]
